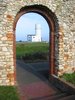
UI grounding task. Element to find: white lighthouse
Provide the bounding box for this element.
[27,24,42,42]
[35,24,41,42]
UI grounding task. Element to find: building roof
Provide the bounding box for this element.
[27,34,36,36]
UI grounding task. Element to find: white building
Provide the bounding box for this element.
[27,24,42,42]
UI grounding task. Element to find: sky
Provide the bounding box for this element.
[16,12,50,42]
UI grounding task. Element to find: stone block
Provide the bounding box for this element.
[7,14,13,21]
[64,54,69,61]
[1,37,7,41]
[7,73,15,79]
[2,47,8,51]
[6,33,14,41]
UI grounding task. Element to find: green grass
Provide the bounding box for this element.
[61,72,75,85]
[16,42,49,60]
[0,86,20,100]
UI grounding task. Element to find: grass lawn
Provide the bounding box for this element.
[61,72,75,86]
[0,86,20,100]
[16,42,49,61]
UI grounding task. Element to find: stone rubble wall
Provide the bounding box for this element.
[0,0,75,85]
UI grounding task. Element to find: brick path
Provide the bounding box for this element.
[16,60,75,100]
[18,81,58,100]
[16,60,59,100]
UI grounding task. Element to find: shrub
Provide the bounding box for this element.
[22,52,49,62]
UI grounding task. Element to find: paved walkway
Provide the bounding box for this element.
[16,60,59,100]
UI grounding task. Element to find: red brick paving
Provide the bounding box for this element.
[16,60,59,100]
[18,81,57,100]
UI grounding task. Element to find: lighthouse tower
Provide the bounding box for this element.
[35,24,42,42]
[27,24,42,42]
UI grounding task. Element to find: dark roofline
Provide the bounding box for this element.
[27,34,36,36]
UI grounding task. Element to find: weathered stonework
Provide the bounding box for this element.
[0,0,75,85]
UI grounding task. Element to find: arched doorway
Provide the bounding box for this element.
[13,5,58,76]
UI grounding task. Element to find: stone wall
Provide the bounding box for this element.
[0,0,75,85]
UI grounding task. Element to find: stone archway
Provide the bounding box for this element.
[0,0,74,86]
[13,5,58,76]
[0,0,75,86]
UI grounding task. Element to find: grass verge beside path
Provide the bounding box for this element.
[0,86,20,100]
[61,72,75,86]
